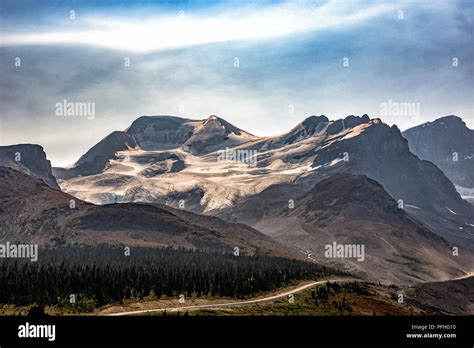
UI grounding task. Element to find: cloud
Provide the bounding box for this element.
[1,0,472,166]
[2,1,395,52]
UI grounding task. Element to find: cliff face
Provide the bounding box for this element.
[0,144,59,189]
[403,115,474,188]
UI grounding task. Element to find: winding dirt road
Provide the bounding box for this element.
[106,278,355,316]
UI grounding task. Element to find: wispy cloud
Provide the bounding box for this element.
[2,1,395,52]
[1,0,472,166]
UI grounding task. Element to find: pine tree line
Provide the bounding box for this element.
[0,245,342,307]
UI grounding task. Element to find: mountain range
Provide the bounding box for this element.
[1,114,473,285]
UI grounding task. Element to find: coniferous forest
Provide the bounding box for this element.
[0,245,342,310]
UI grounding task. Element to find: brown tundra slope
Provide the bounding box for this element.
[251,174,469,285]
[0,166,295,258]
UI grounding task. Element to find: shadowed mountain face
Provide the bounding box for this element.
[250,173,466,284]
[126,115,193,150]
[402,116,474,189]
[0,144,59,189]
[0,166,294,258]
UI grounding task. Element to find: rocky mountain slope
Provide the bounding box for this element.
[53,115,257,179]
[0,166,294,258]
[250,173,466,284]
[210,115,474,250]
[404,276,474,315]
[402,115,474,202]
[402,116,474,186]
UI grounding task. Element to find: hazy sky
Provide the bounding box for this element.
[1,0,473,167]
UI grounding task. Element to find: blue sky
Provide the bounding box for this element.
[1,0,473,166]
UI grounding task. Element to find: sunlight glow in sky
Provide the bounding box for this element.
[2,2,395,52]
